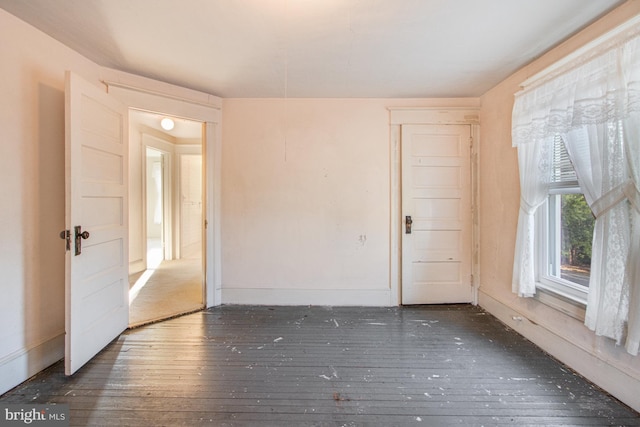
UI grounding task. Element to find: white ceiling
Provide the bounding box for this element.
[0,0,625,98]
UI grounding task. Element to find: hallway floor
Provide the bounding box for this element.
[128,248,203,327]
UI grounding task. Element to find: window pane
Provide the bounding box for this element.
[559,194,594,287]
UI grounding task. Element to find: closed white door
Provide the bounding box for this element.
[64,71,129,375]
[401,124,472,304]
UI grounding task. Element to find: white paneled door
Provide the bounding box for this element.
[64,71,129,375]
[401,124,472,304]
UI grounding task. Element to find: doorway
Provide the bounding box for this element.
[128,110,205,327]
[146,147,166,269]
[388,108,480,306]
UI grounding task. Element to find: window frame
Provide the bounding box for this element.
[535,137,589,306]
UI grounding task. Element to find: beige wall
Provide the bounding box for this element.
[222,99,391,304]
[0,9,104,394]
[478,1,640,411]
[221,98,478,305]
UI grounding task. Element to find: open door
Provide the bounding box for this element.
[64,71,129,375]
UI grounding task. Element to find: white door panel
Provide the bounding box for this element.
[65,71,128,375]
[412,262,461,283]
[402,124,471,304]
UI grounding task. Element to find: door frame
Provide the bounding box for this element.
[389,107,480,306]
[102,70,223,308]
[142,143,173,265]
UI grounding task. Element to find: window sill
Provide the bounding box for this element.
[535,283,586,322]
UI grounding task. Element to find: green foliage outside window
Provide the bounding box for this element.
[561,194,595,268]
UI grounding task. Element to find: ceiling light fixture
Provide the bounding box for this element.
[160,117,175,131]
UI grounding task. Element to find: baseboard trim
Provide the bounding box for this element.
[478,290,640,412]
[222,288,393,306]
[0,333,64,395]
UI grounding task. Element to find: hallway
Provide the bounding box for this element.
[128,239,203,327]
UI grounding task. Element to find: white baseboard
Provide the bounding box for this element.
[222,288,393,306]
[478,290,640,413]
[0,333,64,395]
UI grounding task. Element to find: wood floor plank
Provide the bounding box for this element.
[1,305,638,426]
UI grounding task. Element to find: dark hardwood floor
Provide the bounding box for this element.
[2,305,639,426]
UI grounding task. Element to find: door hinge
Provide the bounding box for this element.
[470,274,474,286]
[469,136,473,149]
[204,219,208,229]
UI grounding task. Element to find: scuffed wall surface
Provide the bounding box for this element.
[222,99,391,292]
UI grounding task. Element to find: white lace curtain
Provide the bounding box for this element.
[511,29,640,355]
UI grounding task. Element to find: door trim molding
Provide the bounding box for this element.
[102,70,222,308]
[142,139,174,265]
[388,107,480,306]
[100,68,222,109]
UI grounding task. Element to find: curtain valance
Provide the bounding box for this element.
[513,31,640,147]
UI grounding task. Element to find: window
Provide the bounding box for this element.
[536,136,594,304]
[512,19,640,354]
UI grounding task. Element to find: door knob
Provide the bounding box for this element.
[74,226,90,256]
[405,215,413,234]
